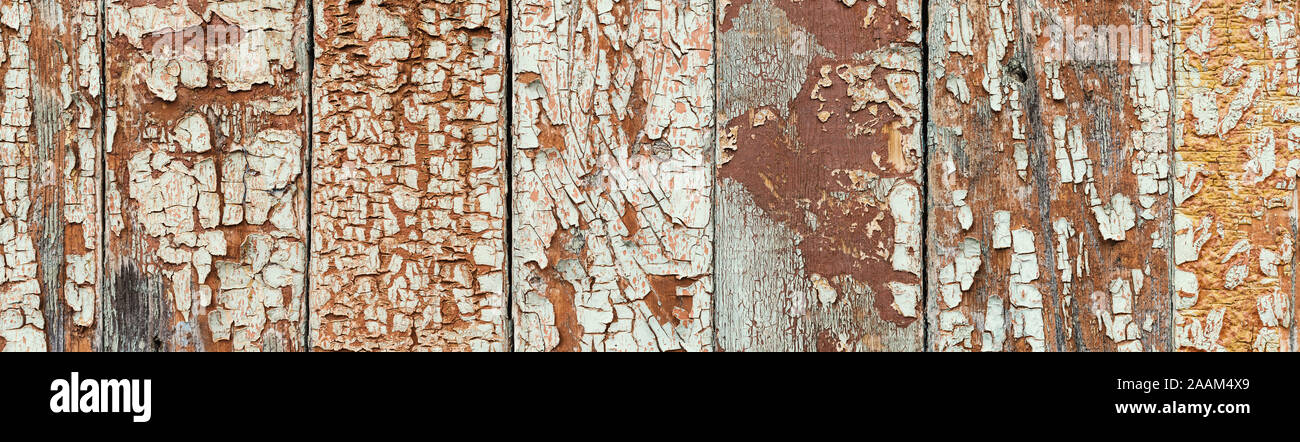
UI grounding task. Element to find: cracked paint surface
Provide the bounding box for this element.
[714,0,924,351]
[0,0,43,351]
[9,0,1298,354]
[0,0,102,352]
[511,0,714,351]
[104,0,308,351]
[1174,0,1299,352]
[926,0,1172,352]
[310,0,508,351]
[31,0,103,351]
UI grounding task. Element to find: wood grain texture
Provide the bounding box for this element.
[926,0,1173,352]
[309,0,509,351]
[510,0,714,351]
[5,0,1298,353]
[1173,0,1298,352]
[714,0,925,351]
[103,0,310,351]
[29,0,104,352]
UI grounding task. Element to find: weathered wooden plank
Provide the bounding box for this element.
[926,0,1173,351]
[309,0,509,351]
[713,0,924,351]
[30,0,104,351]
[0,0,44,351]
[510,0,714,351]
[1173,0,1297,351]
[0,0,103,352]
[103,0,310,351]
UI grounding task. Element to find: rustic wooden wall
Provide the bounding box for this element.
[1,0,1293,352]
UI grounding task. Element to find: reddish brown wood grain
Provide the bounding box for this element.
[715,0,925,351]
[926,0,1173,351]
[5,0,1296,353]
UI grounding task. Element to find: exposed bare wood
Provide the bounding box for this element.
[309,0,509,351]
[713,0,924,351]
[102,0,310,351]
[29,0,104,352]
[510,0,714,351]
[1173,0,1298,352]
[5,0,1296,354]
[926,0,1173,352]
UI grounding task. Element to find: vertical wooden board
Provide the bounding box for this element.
[103,0,310,351]
[511,0,714,351]
[713,0,924,351]
[27,0,104,351]
[1173,1,1298,352]
[309,0,509,351]
[927,0,1173,352]
[0,0,38,352]
[0,0,102,352]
